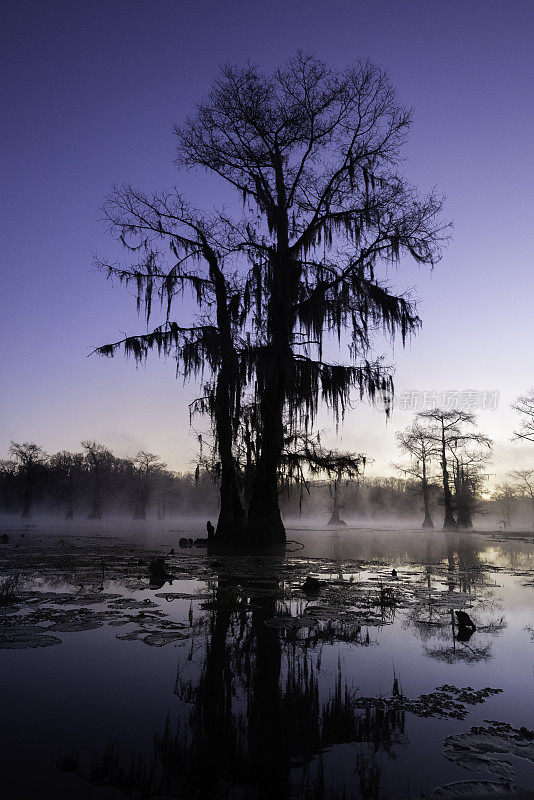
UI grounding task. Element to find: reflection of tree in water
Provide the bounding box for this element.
[84,560,406,799]
[443,532,491,594]
[406,609,496,662]
[408,608,505,663]
[423,631,493,664]
[407,544,506,665]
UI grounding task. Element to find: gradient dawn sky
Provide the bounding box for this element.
[1,0,533,484]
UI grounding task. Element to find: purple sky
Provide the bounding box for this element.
[1,0,533,482]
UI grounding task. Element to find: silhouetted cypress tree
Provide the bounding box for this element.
[95,54,447,546]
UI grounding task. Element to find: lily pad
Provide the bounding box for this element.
[443,722,534,780]
[354,685,502,721]
[0,625,61,648]
[429,780,517,798]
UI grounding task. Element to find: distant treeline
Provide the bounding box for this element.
[283,477,534,528]
[281,476,430,522]
[2,440,532,527]
[0,440,433,522]
[0,441,219,521]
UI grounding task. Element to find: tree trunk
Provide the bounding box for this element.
[202,244,249,548]
[247,363,286,546]
[246,174,294,547]
[21,470,32,519]
[213,372,248,545]
[455,465,473,529]
[242,415,255,508]
[134,478,150,520]
[328,508,342,526]
[328,473,347,526]
[157,486,166,520]
[247,229,293,546]
[87,498,102,520]
[440,420,456,529]
[65,493,74,520]
[215,470,247,542]
[456,495,473,528]
[455,481,473,528]
[421,459,433,528]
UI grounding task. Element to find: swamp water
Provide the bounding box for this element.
[1,521,534,799]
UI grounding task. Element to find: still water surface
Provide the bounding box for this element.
[1,521,533,799]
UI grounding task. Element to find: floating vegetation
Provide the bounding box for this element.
[429,780,518,798]
[45,610,105,632]
[353,685,503,721]
[0,528,520,662]
[0,585,195,649]
[116,629,189,647]
[443,721,534,780]
[0,624,62,649]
